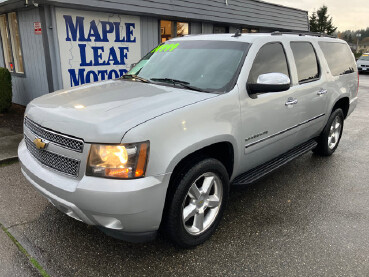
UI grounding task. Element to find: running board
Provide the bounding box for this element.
[232,139,317,185]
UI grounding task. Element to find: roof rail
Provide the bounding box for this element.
[271,31,336,38]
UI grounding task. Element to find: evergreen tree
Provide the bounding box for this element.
[309,12,318,33]
[309,5,337,35]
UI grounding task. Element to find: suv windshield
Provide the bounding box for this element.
[359,54,369,61]
[127,40,249,93]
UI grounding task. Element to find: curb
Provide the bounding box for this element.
[0,156,19,166]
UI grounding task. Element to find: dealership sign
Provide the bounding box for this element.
[56,8,141,88]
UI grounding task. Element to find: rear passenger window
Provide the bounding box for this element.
[248,42,290,85]
[318,42,357,76]
[291,42,319,84]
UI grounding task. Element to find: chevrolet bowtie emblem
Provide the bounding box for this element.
[33,138,47,150]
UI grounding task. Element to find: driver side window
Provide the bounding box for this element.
[248,43,290,88]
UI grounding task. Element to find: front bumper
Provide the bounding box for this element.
[18,139,171,240]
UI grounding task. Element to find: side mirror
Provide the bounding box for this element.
[248,73,291,94]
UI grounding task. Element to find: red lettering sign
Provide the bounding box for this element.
[34,22,41,35]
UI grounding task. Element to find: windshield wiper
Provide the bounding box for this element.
[120,74,151,83]
[151,78,190,85]
[150,78,208,93]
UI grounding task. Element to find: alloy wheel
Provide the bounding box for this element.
[181,172,223,235]
[328,115,342,150]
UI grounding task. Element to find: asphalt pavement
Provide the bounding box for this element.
[0,74,369,277]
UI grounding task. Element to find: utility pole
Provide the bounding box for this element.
[356,33,362,53]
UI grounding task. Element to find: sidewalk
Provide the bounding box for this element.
[0,104,25,163]
[0,227,40,277]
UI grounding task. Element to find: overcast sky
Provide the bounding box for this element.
[266,0,368,31]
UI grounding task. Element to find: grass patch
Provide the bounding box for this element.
[0,224,50,277]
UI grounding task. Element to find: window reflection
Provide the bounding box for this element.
[177,22,188,37]
[160,20,172,43]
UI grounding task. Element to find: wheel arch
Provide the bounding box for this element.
[160,139,235,230]
[331,97,350,118]
[168,140,235,180]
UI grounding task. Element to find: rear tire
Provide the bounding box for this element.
[163,158,229,248]
[313,108,344,156]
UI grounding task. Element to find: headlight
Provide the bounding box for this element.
[86,141,149,179]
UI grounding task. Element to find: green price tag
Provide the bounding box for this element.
[151,43,180,53]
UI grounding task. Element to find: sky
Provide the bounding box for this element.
[266,0,369,31]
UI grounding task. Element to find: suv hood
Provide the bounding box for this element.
[26,80,217,143]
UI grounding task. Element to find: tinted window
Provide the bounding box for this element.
[248,43,289,84]
[291,42,319,83]
[318,42,357,76]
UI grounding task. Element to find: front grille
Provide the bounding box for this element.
[25,136,80,177]
[24,117,84,152]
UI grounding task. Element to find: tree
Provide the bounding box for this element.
[309,5,337,35]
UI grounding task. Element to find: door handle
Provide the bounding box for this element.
[317,89,328,96]
[285,98,298,106]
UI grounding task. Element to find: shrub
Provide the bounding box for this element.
[0,67,12,113]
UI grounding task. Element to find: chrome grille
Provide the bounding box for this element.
[24,117,84,152]
[24,136,80,177]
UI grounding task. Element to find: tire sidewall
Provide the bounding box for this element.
[167,158,229,247]
[321,109,344,155]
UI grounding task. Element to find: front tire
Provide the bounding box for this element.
[313,108,344,156]
[163,158,229,248]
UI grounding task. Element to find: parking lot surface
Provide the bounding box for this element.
[0,74,369,277]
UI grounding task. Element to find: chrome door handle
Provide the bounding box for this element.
[317,89,327,95]
[285,98,298,106]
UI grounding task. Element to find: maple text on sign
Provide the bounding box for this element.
[63,15,136,43]
[59,12,141,88]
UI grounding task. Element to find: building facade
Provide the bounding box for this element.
[0,0,309,105]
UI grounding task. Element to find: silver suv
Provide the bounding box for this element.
[19,32,359,247]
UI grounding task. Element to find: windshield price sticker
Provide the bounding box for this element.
[151,43,180,53]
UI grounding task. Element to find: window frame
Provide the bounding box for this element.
[0,11,25,76]
[247,41,291,95]
[0,14,13,72]
[290,41,321,85]
[7,12,25,75]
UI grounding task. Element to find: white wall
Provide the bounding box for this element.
[12,8,49,105]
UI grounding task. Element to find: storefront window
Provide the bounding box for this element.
[213,26,229,34]
[160,20,189,42]
[0,14,14,72]
[176,22,188,37]
[161,20,172,42]
[8,12,24,73]
[241,28,259,33]
[0,12,24,74]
